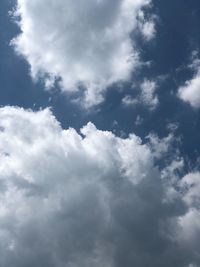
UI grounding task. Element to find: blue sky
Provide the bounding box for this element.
[1,1,200,266]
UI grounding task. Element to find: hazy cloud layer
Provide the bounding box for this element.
[0,106,199,266]
[12,0,152,107]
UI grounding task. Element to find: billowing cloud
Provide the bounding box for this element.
[0,106,200,266]
[11,0,153,107]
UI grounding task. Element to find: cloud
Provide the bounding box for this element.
[0,106,199,266]
[178,73,200,108]
[12,0,152,107]
[137,10,156,41]
[135,115,144,126]
[122,94,139,107]
[140,79,158,109]
[177,173,200,260]
[178,51,200,108]
[122,79,158,110]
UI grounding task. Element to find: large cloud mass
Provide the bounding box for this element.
[0,106,200,266]
[12,0,151,107]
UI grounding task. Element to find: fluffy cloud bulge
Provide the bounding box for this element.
[0,106,200,267]
[12,0,152,106]
[178,72,200,109]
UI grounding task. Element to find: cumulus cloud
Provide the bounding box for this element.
[11,0,153,107]
[178,52,200,108]
[0,106,199,266]
[177,172,200,261]
[137,10,156,41]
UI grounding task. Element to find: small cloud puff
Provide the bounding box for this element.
[122,79,158,110]
[138,10,156,41]
[178,51,200,108]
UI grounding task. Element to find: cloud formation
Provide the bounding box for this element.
[12,0,152,107]
[122,79,158,110]
[0,106,199,266]
[178,73,200,108]
[137,10,156,41]
[178,52,200,108]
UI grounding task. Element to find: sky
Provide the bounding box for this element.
[1,0,200,266]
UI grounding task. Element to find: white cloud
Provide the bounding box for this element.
[135,115,143,126]
[166,122,179,132]
[12,0,152,107]
[140,79,158,109]
[146,132,175,159]
[122,94,139,107]
[141,21,156,40]
[179,172,200,207]
[122,79,158,110]
[138,10,156,41]
[0,106,199,266]
[178,52,200,108]
[0,106,156,266]
[177,173,200,256]
[178,72,200,108]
